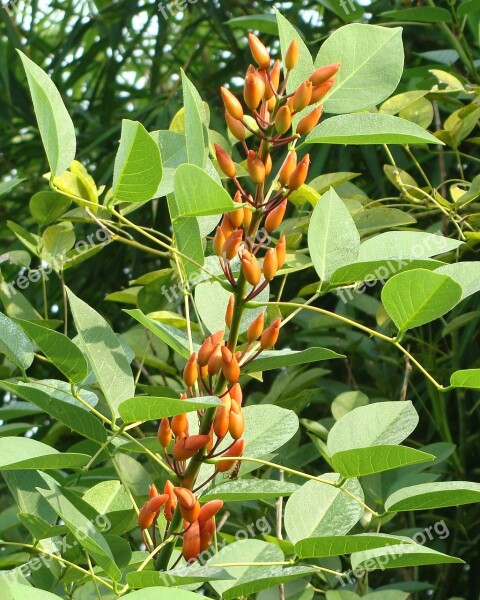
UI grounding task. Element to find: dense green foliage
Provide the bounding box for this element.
[0,1,479,599]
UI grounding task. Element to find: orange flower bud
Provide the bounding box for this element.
[260,318,281,350]
[198,337,214,368]
[213,226,226,257]
[309,63,340,86]
[247,150,266,185]
[164,480,177,521]
[229,401,245,439]
[171,413,189,437]
[173,434,210,461]
[310,79,335,104]
[285,39,300,71]
[225,111,246,141]
[265,199,287,233]
[296,106,323,137]
[288,154,310,191]
[293,81,313,113]
[138,494,169,529]
[276,235,287,269]
[182,499,201,524]
[248,33,270,69]
[182,520,201,562]
[286,96,294,113]
[230,382,243,406]
[229,191,244,228]
[215,143,236,179]
[201,364,209,380]
[225,294,234,329]
[265,153,273,177]
[243,206,253,229]
[198,500,224,525]
[174,487,196,509]
[221,86,244,121]
[267,96,276,112]
[221,346,241,383]
[149,484,159,499]
[220,214,234,237]
[183,352,198,388]
[158,417,172,448]
[248,312,264,342]
[244,72,264,111]
[240,249,262,286]
[213,399,230,439]
[207,425,214,452]
[223,230,243,260]
[279,151,298,187]
[216,439,246,473]
[200,518,216,552]
[268,60,281,97]
[180,392,188,400]
[263,248,278,281]
[207,343,224,376]
[275,105,292,134]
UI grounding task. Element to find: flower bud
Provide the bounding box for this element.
[267,96,276,112]
[222,230,243,260]
[248,33,270,69]
[293,81,312,113]
[208,343,224,376]
[213,226,226,257]
[158,417,172,448]
[229,191,244,228]
[285,39,300,71]
[296,106,323,136]
[244,71,264,111]
[174,488,201,522]
[171,413,189,437]
[138,494,169,529]
[149,484,159,499]
[268,60,281,97]
[260,318,281,350]
[279,151,298,187]
[310,79,335,104]
[182,520,201,562]
[309,63,340,86]
[183,352,198,388]
[214,144,236,179]
[220,214,234,237]
[263,248,278,281]
[248,312,264,342]
[164,480,177,521]
[225,294,234,329]
[276,235,287,269]
[265,153,273,177]
[207,425,214,452]
[221,346,241,383]
[275,105,292,134]
[216,439,246,473]
[265,199,287,233]
[243,206,253,229]
[229,401,245,439]
[225,111,246,141]
[198,500,224,525]
[230,382,243,407]
[241,249,262,286]
[213,399,230,439]
[247,150,266,185]
[288,154,310,191]
[221,86,244,121]
[200,518,215,551]
[173,434,210,461]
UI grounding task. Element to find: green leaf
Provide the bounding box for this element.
[127,591,204,600]
[181,70,208,167]
[329,259,444,287]
[331,391,369,420]
[226,14,278,35]
[284,474,364,544]
[331,445,435,478]
[381,91,430,116]
[0,177,25,196]
[382,269,462,332]
[14,318,89,383]
[10,585,64,600]
[308,188,360,282]
[435,262,480,300]
[295,533,414,559]
[314,24,404,114]
[358,231,463,262]
[17,51,76,176]
[450,369,480,389]
[118,395,222,423]
[174,164,236,217]
[305,114,442,146]
[29,191,72,226]
[42,222,75,261]
[327,401,419,456]
[385,481,480,512]
[0,437,89,470]
[381,7,452,22]
[0,380,107,443]
[243,405,299,457]
[351,544,463,571]
[201,479,300,502]
[242,347,343,373]
[222,567,315,600]
[126,566,232,589]
[112,120,162,203]
[0,312,34,371]
[66,287,135,420]
[354,208,416,235]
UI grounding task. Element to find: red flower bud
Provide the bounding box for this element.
[241,249,262,286]
[260,318,281,350]
[248,33,270,69]
[182,520,201,562]
[279,151,298,188]
[276,235,287,269]
[265,199,287,233]
[309,63,340,86]
[285,39,300,71]
[263,248,279,281]
[221,86,244,121]
[248,312,264,343]
[158,417,172,448]
[275,105,292,134]
[216,439,246,473]
[183,352,198,388]
[288,154,310,191]
[221,346,241,383]
[293,81,313,113]
[225,111,246,141]
[247,150,266,185]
